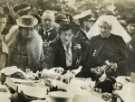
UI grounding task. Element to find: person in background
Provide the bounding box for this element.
[0,7,8,69]
[55,13,70,26]
[78,14,96,34]
[127,23,135,73]
[37,10,59,68]
[8,15,44,72]
[56,12,89,54]
[127,23,135,37]
[38,10,59,45]
[72,10,95,49]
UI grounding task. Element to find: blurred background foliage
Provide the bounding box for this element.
[0,0,135,23]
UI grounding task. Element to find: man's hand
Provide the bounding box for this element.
[110,63,118,72]
[105,60,118,72]
[98,72,107,82]
[90,66,105,76]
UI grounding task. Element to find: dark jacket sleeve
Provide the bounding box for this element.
[78,37,96,78]
[116,37,129,75]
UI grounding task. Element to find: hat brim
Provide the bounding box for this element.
[73,10,92,20]
[16,15,38,27]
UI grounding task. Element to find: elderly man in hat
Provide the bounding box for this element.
[73,10,96,33]
[72,10,94,51]
[8,15,44,72]
[79,16,96,34]
[75,10,96,34]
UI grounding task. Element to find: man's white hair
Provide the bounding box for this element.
[41,10,55,22]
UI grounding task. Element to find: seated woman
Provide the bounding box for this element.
[50,24,88,77]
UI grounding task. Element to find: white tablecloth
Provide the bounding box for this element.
[114,76,135,102]
[2,77,135,102]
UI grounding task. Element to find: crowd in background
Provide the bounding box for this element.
[0,0,135,76]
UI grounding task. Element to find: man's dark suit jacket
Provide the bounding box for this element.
[50,39,88,75]
[86,34,128,78]
[38,24,58,43]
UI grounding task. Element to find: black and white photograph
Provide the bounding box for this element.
[0,0,135,102]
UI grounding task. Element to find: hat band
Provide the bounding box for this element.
[22,18,33,26]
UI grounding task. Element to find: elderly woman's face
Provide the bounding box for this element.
[99,22,111,38]
[60,29,73,45]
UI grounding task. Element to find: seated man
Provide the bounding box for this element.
[50,24,88,77]
[86,21,128,92]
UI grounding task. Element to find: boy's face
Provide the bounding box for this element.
[60,29,73,45]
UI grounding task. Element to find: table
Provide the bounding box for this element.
[68,78,105,102]
[0,84,11,102]
[0,77,105,102]
[114,76,135,102]
[2,77,134,102]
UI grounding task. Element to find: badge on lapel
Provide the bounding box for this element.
[92,49,97,57]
